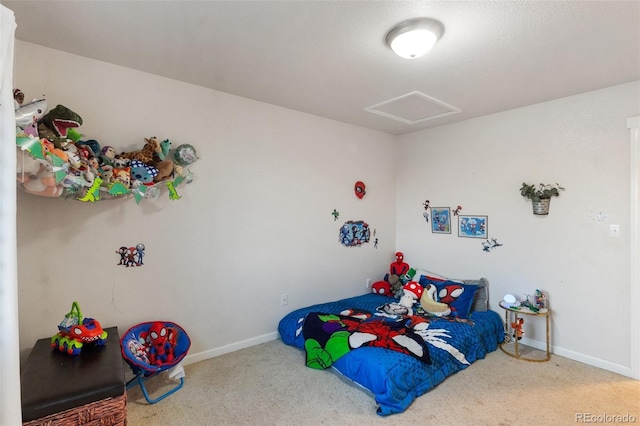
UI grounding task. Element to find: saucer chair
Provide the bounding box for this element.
[120,321,191,404]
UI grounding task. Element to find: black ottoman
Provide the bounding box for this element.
[21,326,126,425]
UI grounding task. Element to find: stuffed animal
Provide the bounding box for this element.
[512,318,524,340]
[101,145,116,165]
[99,164,115,183]
[129,159,158,184]
[119,137,162,165]
[17,163,64,198]
[387,252,411,297]
[112,156,130,169]
[153,159,174,182]
[113,167,131,188]
[390,252,410,276]
[154,138,171,162]
[371,280,392,296]
[420,284,452,317]
[399,282,423,309]
[140,322,176,366]
[388,274,404,298]
[37,104,83,148]
[16,147,44,177]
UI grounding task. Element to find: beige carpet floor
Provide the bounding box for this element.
[126,339,639,426]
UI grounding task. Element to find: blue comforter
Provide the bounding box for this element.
[278,293,504,416]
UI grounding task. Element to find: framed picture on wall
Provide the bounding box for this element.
[458,215,488,238]
[430,207,451,234]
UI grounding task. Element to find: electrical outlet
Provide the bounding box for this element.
[280,293,288,306]
[610,224,621,237]
[366,278,372,289]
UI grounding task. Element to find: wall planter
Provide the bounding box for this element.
[531,198,551,215]
[520,183,564,215]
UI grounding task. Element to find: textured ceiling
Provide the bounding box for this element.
[3,0,640,135]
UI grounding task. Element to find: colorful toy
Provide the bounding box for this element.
[399,282,423,309]
[37,104,83,148]
[420,284,452,317]
[511,317,524,340]
[15,95,197,204]
[371,280,392,296]
[51,301,108,356]
[18,162,64,198]
[157,139,171,161]
[384,252,411,297]
[112,156,130,168]
[129,159,159,184]
[152,159,174,182]
[534,289,547,310]
[390,252,410,276]
[15,98,48,129]
[119,137,163,165]
[140,322,176,366]
[113,166,131,188]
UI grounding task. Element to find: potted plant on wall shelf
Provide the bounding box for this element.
[519,182,565,215]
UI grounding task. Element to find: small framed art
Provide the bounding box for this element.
[430,207,451,234]
[458,215,488,238]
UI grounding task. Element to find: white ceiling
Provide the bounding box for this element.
[3,0,640,135]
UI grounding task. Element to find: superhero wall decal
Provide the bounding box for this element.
[115,243,146,267]
[339,220,370,247]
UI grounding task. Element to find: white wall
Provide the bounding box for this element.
[14,41,397,361]
[396,81,640,374]
[13,40,640,378]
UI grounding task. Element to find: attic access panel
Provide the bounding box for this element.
[365,91,461,124]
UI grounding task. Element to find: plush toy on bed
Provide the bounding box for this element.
[419,284,452,317]
[399,282,423,309]
[388,252,411,297]
[371,280,392,296]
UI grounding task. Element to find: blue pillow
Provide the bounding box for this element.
[420,278,478,319]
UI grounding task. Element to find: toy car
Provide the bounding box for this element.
[51,302,108,355]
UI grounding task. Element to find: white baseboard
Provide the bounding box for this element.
[520,337,633,378]
[181,331,279,366]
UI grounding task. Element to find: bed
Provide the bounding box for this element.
[278,273,504,416]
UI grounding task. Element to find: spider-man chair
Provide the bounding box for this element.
[120,321,191,404]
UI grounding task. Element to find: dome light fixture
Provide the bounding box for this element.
[386,17,444,59]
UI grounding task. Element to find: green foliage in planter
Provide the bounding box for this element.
[520,182,565,202]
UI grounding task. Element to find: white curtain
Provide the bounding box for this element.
[0,4,21,425]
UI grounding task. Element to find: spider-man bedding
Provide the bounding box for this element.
[278,292,504,416]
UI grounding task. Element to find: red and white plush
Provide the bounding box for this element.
[399,281,423,309]
[371,280,392,296]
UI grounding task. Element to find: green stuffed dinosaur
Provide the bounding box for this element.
[38,104,83,149]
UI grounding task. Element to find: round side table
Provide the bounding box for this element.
[499,301,551,362]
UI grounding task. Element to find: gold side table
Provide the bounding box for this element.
[499,301,551,362]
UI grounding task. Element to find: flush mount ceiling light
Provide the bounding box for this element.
[386,17,444,59]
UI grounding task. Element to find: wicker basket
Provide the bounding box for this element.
[23,393,126,426]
